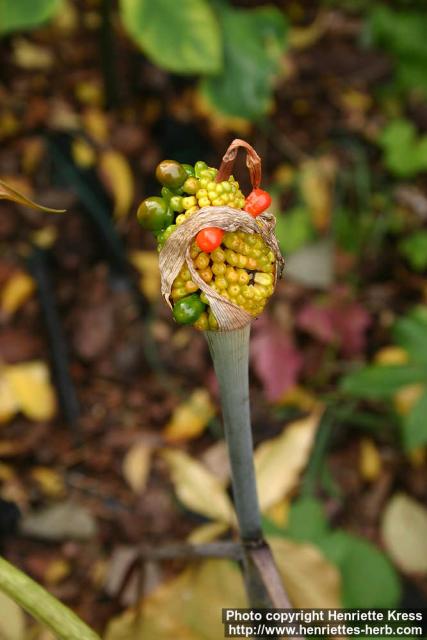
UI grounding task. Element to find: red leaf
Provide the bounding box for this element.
[251,319,302,402]
[296,288,371,357]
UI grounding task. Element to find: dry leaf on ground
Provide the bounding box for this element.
[105,537,340,640]
[99,149,134,219]
[122,441,152,494]
[0,272,35,316]
[21,501,97,541]
[0,361,56,422]
[381,493,427,574]
[105,559,246,640]
[270,537,341,608]
[129,251,161,303]
[0,591,26,640]
[161,449,235,525]
[163,389,215,442]
[255,411,321,512]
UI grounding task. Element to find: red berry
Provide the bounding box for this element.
[196,227,224,252]
[244,188,272,217]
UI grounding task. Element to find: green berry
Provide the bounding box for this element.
[173,294,205,325]
[137,197,173,231]
[155,160,187,189]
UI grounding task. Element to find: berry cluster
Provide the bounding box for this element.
[136,158,274,330]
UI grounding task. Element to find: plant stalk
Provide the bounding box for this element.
[0,556,100,640]
[205,326,262,541]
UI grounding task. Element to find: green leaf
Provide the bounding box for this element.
[319,531,401,608]
[393,306,427,366]
[284,499,401,608]
[368,5,427,96]
[275,206,315,254]
[399,230,427,271]
[341,364,426,399]
[119,0,222,74]
[199,5,288,120]
[378,119,427,178]
[286,497,329,542]
[0,0,62,34]
[403,391,427,450]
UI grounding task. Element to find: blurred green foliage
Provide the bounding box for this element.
[0,0,61,34]
[120,0,222,74]
[379,119,427,178]
[368,4,427,96]
[342,307,427,450]
[1,0,287,121]
[199,4,287,120]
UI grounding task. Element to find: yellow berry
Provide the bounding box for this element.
[194,312,209,330]
[195,252,210,270]
[182,196,196,209]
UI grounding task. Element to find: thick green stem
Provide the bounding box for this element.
[205,326,262,541]
[0,556,100,640]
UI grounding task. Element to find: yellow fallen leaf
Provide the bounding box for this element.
[289,14,327,50]
[31,225,58,249]
[0,591,26,640]
[0,463,14,481]
[359,437,382,482]
[3,361,56,421]
[99,150,134,219]
[375,346,409,365]
[122,441,152,494]
[161,449,235,525]
[382,493,427,574]
[81,107,109,143]
[270,537,341,607]
[163,389,215,442]
[105,538,340,640]
[52,0,78,32]
[255,411,321,512]
[194,90,251,136]
[12,38,53,69]
[300,157,336,232]
[264,497,290,528]
[394,383,424,416]
[31,467,65,498]
[0,376,19,424]
[0,179,65,213]
[408,447,426,468]
[0,111,20,140]
[278,385,319,412]
[71,137,96,168]
[129,251,160,303]
[105,559,246,640]
[21,137,45,175]
[1,271,35,315]
[45,558,71,584]
[187,521,229,544]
